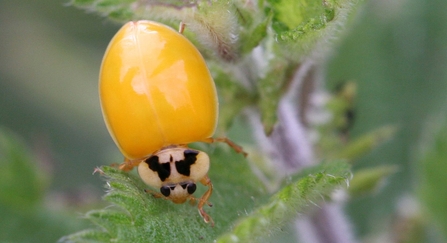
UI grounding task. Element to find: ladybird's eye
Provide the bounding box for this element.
[179,182,197,195]
[160,186,171,197]
[187,183,196,194]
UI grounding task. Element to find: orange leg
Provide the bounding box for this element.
[117,158,141,171]
[197,175,214,227]
[189,196,213,207]
[201,137,248,157]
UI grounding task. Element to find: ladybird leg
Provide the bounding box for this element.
[202,137,248,157]
[118,158,141,171]
[197,175,214,226]
[178,21,186,34]
[188,196,213,207]
[188,197,196,206]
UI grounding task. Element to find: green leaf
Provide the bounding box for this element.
[0,127,48,210]
[61,147,267,242]
[331,125,397,162]
[257,59,296,134]
[87,210,133,232]
[59,229,112,242]
[418,120,447,241]
[61,149,351,242]
[76,0,136,20]
[70,0,188,22]
[0,128,88,242]
[326,81,357,133]
[268,0,333,30]
[239,12,273,54]
[267,0,363,59]
[349,165,398,197]
[217,160,351,242]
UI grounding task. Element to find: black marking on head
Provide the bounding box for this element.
[175,150,198,176]
[146,156,170,181]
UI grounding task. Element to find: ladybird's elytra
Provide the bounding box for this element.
[99,20,219,226]
[100,20,218,161]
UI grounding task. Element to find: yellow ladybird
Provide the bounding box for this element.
[99,20,243,226]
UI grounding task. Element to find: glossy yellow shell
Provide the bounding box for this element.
[100,21,218,160]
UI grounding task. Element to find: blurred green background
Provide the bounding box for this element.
[328,0,447,240]
[0,0,120,191]
[0,0,446,242]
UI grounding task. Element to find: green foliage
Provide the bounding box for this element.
[217,161,350,242]
[53,0,374,242]
[331,125,397,162]
[71,0,363,131]
[257,58,296,134]
[349,165,398,198]
[0,128,47,210]
[61,147,266,242]
[69,0,136,21]
[0,128,87,242]
[59,1,366,242]
[418,119,447,241]
[267,0,351,59]
[2,0,447,241]
[61,149,350,242]
[239,12,272,55]
[268,0,334,30]
[325,0,447,237]
[317,81,396,162]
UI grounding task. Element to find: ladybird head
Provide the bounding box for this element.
[137,146,210,203]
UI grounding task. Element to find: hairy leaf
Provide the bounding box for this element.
[217,160,351,242]
[60,147,266,242]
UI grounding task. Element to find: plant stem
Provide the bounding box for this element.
[248,60,357,243]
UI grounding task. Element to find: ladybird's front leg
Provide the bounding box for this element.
[188,196,213,207]
[197,175,214,227]
[117,158,141,171]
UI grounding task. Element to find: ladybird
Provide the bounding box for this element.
[99,20,245,226]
